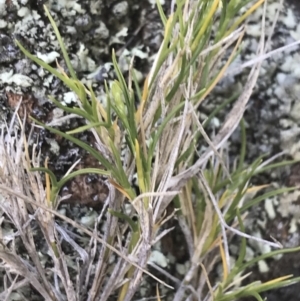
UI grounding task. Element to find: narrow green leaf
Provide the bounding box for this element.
[30,167,58,187]
[156,0,167,26]
[31,118,114,171]
[16,40,78,92]
[57,168,111,188]
[48,96,92,121]
[203,92,239,128]
[238,246,300,275]
[135,139,146,194]
[241,186,297,213]
[148,101,184,169]
[66,122,107,134]
[237,118,246,171]
[108,209,139,232]
[43,5,77,79]
[109,139,136,200]
[255,159,300,175]
[235,209,247,267]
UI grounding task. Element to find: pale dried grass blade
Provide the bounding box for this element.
[0,251,52,300]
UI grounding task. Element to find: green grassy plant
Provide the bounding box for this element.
[1,0,300,300]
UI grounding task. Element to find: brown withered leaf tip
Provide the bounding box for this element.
[6,91,35,121]
[6,91,53,123]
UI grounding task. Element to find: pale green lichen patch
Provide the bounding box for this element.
[0,70,33,87]
[36,51,60,64]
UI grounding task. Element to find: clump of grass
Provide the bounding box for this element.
[1,1,300,300]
